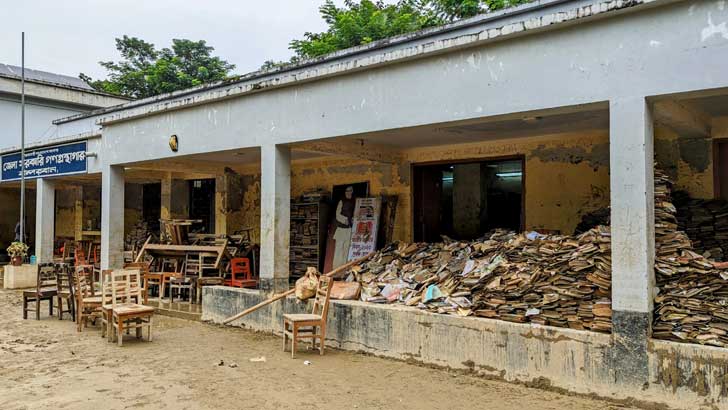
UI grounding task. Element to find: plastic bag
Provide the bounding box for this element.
[295,267,319,300]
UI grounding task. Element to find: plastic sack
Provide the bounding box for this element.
[295,267,319,300]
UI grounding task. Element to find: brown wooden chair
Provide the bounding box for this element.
[54,263,75,321]
[74,266,103,332]
[53,241,74,264]
[283,275,333,358]
[107,270,155,347]
[124,262,151,304]
[22,263,58,320]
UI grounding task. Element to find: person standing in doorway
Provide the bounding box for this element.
[332,186,356,268]
[14,220,21,242]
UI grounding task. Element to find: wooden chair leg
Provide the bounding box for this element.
[36,298,41,320]
[117,317,124,347]
[320,327,325,355]
[136,319,142,339]
[292,324,298,359]
[49,298,53,316]
[22,297,28,319]
[148,316,153,342]
[283,321,288,352]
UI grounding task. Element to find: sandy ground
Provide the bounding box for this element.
[0,288,640,410]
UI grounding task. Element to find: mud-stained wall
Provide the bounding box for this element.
[654,125,714,199]
[55,189,77,239]
[406,131,611,237]
[225,174,262,243]
[52,184,144,244]
[124,184,144,238]
[225,131,610,243]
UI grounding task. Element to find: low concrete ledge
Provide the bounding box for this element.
[203,286,728,409]
[650,339,728,406]
[3,264,37,289]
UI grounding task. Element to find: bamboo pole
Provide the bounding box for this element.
[222,252,375,324]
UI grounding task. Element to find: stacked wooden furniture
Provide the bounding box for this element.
[290,198,329,279]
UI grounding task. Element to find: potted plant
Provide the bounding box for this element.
[7,242,29,266]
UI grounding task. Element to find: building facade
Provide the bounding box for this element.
[3,0,728,407]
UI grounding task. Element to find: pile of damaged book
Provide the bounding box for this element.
[340,226,613,333]
[672,190,728,261]
[653,168,728,347]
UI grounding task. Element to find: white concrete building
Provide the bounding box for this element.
[0,64,128,255]
[4,0,728,407]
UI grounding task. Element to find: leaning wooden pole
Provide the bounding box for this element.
[222,252,375,324]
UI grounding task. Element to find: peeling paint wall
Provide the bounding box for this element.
[124,183,144,238]
[54,189,77,240]
[224,131,610,243]
[406,131,611,237]
[226,174,262,243]
[51,184,144,244]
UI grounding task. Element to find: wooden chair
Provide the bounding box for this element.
[124,262,151,304]
[74,242,89,266]
[53,241,74,264]
[107,270,155,347]
[283,275,333,358]
[54,263,75,321]
[101,269,146,340]
[185,251,227,303]
[22,264,58,320]
[74,266,103,332]
[169,275,194,303]
[224,258,257,288]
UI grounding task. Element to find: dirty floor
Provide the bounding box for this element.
[0,288,641,410]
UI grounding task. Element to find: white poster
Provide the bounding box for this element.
[347,197,381,261]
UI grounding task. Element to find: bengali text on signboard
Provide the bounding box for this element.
[1,141,88,181]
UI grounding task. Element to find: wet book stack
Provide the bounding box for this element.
[653,168,728,347]
[342,225,613,333]
[673,190,728,261]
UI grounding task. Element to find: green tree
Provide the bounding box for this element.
[81,36,235,99]
[432,0,532,21]
[285,0,533,62]
[289,0,440,60]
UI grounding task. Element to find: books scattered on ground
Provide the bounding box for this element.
[653,168,728,347]
[340,226,613,333]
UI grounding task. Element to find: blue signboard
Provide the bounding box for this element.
[1,141,88,181]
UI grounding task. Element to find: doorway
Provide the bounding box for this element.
[189,179,216,233]
[413,158,524,242]
[142,183,161,233]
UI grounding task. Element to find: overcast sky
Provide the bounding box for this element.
[0,0,396,80]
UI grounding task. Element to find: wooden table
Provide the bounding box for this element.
[160,219,203,245]
[134,243,230,271]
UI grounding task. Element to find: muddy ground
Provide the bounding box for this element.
[0,287,641,410]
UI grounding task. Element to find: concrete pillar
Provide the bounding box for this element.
[35,178,55,263]
[161,172,172,220]
[101,165,125,270]
[215,174,227,235]
[608,96,655,385]
[73,186,84,241]
[259,144,290,292]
